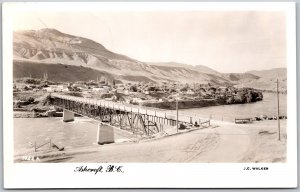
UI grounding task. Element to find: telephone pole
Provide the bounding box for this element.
[276,79,281,141]
[176,98,179,133]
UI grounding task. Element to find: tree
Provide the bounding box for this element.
[233,92,245,103]
[27,97,35,103]
[180,86,188,92]
[129,85,138,92]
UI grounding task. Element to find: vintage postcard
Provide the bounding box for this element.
[2,2,297,188]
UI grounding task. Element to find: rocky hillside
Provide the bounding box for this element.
[243,68,287,92]
[14,29,233,84]
[13,28,287,91]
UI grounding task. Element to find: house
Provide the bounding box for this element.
[43,87,53,93]
[92,87,109,94]
[62,87,70,92]
[124,98,131,104]
[51,84,69,92]
[92,87,102,92]
[73,83,87,90]
[116,87,125,93]
[186,90,195,95]
[102,85,110,89]
[132,97,144,104]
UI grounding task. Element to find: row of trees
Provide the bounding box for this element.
[225,89,263,104]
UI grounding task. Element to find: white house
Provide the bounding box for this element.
[132,97,143,103]
[187,90,195,95]
[43,87,53,93]
[92,87,102,92]
[116,87,125,93]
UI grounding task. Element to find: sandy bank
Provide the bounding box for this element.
[14,119,286,163]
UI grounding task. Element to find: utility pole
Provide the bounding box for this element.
[176,98,179,133]
[276,79,281,141]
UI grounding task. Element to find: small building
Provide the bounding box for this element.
[43,87,53,93]
[116,87,125,93]
[186,90,195,95]
[92,87,102,92]
[132,97,144,104]
[62,87,70,92]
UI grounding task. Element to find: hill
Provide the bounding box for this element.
[148,62,220,75]
[13,60,115,83]
[13,28,287,91]
[13,28,231,85]
[248,68,287,79]
[243,68,287,92]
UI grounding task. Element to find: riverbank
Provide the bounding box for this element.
[141,94,263,110]
[142,99,222,110]
[14,119,286,163]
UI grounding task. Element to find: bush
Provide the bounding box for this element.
[27,97,35,103]
[226,97,234,104]
[24,78,41,84]
[233,94,244,104]
[129,85,138,92]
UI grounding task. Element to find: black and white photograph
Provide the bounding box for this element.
[2,2,297,188]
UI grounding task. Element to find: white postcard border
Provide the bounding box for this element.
[2,2,297,188]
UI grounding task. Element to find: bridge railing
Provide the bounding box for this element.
[51,93,210,125]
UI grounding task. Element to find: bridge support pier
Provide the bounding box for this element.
[63,109,74,122]
[97,123,115,145]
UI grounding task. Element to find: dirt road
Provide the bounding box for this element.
[16,120,285,163]
[52,122,252,163]
[189,125,251,162]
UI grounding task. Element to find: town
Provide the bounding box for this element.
[13,73,264,112]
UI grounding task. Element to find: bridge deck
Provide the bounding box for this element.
[51,93,208,125]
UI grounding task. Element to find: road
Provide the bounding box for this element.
[14,120,286,163]
[51,123,251,163]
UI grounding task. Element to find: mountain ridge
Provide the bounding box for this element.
[13,28,287,91]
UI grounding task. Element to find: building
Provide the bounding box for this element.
[43,87,53,93]
[186,90,195,95]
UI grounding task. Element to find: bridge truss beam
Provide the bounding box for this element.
[51,97,160,136]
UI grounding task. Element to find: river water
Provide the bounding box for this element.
[179,93,287,122]
[14,117,134,155]
[14,92,286,155]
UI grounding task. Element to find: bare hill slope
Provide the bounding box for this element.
[13,28,286,91]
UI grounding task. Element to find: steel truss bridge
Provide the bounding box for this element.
[50,94,210,136]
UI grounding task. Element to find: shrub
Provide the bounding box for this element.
[27,97,35,103]
[129,85,138,92]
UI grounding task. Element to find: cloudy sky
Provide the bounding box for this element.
[13,10,286,73]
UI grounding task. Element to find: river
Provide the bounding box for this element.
[179,93,287,122]
[14,117,134,155]
[14,92,286,155]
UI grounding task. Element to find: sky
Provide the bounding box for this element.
[13,10,286,73]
